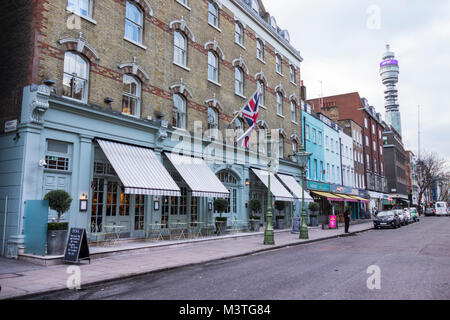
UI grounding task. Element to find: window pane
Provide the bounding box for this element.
[126,1,141,24]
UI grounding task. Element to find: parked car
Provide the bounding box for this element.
[402,209,414,223]
[424,206,436,216]
[435,202,449,216]
[405,207,419,222]
[395,209,408,225]
[373,210,401,229]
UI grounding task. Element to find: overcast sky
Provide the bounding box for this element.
[263,0,450,163]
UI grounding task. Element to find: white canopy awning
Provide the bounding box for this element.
[277,174,314,201]
[165,153,230,198]
[251,168,294,202]
[97,140,181,196]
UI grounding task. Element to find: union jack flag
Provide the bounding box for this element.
[237,88,261,148]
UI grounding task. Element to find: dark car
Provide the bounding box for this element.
[374,210,401,229]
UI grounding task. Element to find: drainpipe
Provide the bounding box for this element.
[2,196,7,256]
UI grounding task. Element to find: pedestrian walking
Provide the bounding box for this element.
[344,207,351,233]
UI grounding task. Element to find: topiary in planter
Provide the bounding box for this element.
[44,190,72,255]
[214,198,229,235]
[308,202,319,215]
[248,199,262,215]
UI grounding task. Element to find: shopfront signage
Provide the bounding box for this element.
[64,228,90,264]
[307,181,330,192]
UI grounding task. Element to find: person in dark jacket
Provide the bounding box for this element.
[344,207,351,233]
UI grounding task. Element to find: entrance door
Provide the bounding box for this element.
[43,173,71,222]
[104,180,131,234]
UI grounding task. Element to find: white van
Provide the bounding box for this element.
[435,202,449,216]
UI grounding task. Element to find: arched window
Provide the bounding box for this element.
[291,100,297,122]
[173,94,186,129]
[290,65,296,83]
[67,0,92,18]
[174,31,187,67]
[234,118,244,132]
[125,1,143,44]
[208,1,219,27]
[122,74,141,116]
[279,135,284,159]
[235,23,243,45]
[256,40,264,61]
[235,67,244,95]
[208,107,218,129]
[208,51,218,82]
[216,171,239,214]
[257,81,265,106]
[276,92,283,115]
[62,51,89,102]
[292,140,297,154]
[276,54,282,74]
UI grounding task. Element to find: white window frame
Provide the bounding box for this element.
[235,22,244,45]
[257,40,264,61]
[207,51,219,83]
[290,65,296,84]
[173,94,187,129]
[124,1,144,45]
[121,74,141,117]
[174,31,187,67]
[208,1,219,28]
[258,81,265,107]
[276,92,283,115]
[62,51,89,103]
[67,0,93,19]
[235,67,244,96]
[276,54,282,74]
[291,101,297,123]
[279,136,284,158]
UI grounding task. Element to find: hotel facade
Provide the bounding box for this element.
[0,0,310,254]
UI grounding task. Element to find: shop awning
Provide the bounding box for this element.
[332,193,358,202]
[251,168,294,202]
[165,153,230,198]
[97,140,181,196]
[311,191,345,202]
[276,174,313,201]
[347,195,370,203]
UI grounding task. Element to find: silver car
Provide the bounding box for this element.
[395,209,408,225]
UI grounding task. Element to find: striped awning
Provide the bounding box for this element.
[96,140,181,196]
[333,193,358,202]
[276,174,313,201]
[348,195,370,203]
[251,168,294,202]
[311,191,345,202]
[165,153,230,198]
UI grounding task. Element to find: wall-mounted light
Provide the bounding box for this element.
[79,193,88,212]
[153,197,160,211]
[208,202,213,211]
[245,179,250,187]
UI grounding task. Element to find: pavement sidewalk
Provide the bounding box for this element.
[0,221,374,300]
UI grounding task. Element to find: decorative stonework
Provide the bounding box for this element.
[130,0,154,15]
[204,39,225,60]
[254,71,268,87]
[205,94,223,112]
[28,84,51,124]
[169,78,193,99]
[289,93,299,105]
[278,128,287,138]
[275,83,286,98]
[118,57,150,82]
[232,55,249,75]
[169,17,195,42]
[58,32,100,63]
[291,133,301,143]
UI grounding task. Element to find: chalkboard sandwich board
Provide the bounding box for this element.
[64,228,91,264]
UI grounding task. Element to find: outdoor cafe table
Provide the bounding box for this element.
[103,225,126,246]
[189,222,205,238]
[169,222,188,240]
[146,223,166,242]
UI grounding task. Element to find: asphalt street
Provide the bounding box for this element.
[32,216,450,300]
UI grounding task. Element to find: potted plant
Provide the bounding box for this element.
[44,190,72,255]
[214,198,229,236]
[274,201,286,229]
[248,199,262,232]
[308,202,319,227]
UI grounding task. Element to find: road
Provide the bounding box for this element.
[31,216,450,300]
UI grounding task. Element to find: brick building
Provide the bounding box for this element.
[307,92,388,211]
[0,0,306,255]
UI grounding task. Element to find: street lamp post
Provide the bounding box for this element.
[296,147,312,239]
[264,130,275,245]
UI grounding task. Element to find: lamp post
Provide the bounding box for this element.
[296,147,312,239]
[264,130,275,245]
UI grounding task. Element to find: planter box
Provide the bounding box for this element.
[249,220,260,232]
[47,229,68,256]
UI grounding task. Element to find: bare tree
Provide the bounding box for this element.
[416,152,448,214]
[438,172,450,202]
